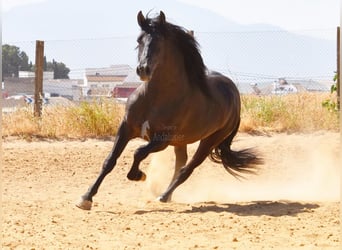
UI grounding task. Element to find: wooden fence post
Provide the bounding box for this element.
[337,27,340,111]
[337,27,341,111]
[34,40,44,117]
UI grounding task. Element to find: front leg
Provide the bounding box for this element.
[127,135,169,181]
[157,145,188,202]
[76,122,132,210]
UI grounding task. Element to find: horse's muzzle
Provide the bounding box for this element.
[136,65,151,82]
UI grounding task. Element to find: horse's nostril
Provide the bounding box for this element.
[145,66,150,75]
[137,66,150,77]
[136,66,145,76]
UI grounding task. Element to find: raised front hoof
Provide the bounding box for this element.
[127,170,146,181]
[75,198,92,210]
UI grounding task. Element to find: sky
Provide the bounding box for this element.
[178,0,340,31]
[3,0,340,33]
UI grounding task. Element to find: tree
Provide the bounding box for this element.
[2,44,70,80]
[45,58,70,79]
[2,44,32,78]
[19,51,31,71]
[52,59,70,79]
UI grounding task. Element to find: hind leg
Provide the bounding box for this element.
[158,138,218,202]
[172,145,188,182]
[162,145,187,202]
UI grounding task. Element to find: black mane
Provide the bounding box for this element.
[143,14,210,97]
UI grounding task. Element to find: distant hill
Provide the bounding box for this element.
[3,0,336,81]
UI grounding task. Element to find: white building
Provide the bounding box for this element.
[83,65,133,97]
[19,71,54,80]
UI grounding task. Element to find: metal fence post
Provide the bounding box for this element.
[34,40,44,117]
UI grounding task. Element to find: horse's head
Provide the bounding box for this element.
[135,11,208,95]
[136,11,166,82]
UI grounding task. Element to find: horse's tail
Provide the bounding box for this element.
[209,121,262,179]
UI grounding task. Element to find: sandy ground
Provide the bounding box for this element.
[2,132,341,249]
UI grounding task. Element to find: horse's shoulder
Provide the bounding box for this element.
[126,84,146,105]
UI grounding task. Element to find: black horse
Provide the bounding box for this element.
[76,11,261,210]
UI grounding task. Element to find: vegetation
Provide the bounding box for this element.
[2,99,124,139]
[2,44,33,79]
[2,44,70,79]
[240,92,339,134]
[44,57,70,79]
[322,73,339,112]
[2,93,339,140]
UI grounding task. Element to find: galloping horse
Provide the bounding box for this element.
[76,11,261,210]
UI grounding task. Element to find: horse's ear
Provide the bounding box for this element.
[137,11,146,28]
[159,11,166,24]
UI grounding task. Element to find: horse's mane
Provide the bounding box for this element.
[144,14,210,97]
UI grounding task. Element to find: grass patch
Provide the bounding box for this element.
[2,93,339,139]
[240,92,339,133]
[2,99,124,139]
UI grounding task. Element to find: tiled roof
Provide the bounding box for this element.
[123,70,143,84]
[85,64,132,76]
[86,75,126,82]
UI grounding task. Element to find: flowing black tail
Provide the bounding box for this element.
[209,124,263,179]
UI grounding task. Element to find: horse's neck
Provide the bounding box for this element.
[147,62,192,103]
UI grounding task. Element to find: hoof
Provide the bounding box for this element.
[156,195,168,203]
[127,170,146,181]
[140,172,146,181]
[75,198,92,210]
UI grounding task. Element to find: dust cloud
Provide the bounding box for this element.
[145,133,340,203]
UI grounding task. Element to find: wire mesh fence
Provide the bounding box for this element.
[2,28,337,112]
